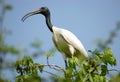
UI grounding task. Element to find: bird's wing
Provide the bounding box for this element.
[61,29,88,57]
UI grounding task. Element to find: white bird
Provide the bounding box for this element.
[21,7,88,68]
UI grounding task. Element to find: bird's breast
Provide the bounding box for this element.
[52,33,73,58]
[53,33,68,50]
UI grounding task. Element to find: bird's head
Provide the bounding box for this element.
[21,7,50,22]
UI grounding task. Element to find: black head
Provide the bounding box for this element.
[21,7,50,22]
[39,7,50,16]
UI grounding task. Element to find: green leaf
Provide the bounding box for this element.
[68,57,78,69]
[89,73,93,82]
[46,52,54,57]
[38,65,44,73]
[101,65,108,76]
[103,48,116,65]
[66,67,73,76]
[104,48,112,55]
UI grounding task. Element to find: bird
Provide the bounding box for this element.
[21,7,88,68]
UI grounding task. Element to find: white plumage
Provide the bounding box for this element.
[52,26,88,60]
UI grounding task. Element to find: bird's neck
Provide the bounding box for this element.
[45,15,53,32]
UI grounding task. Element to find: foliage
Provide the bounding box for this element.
[15,48,117,82]
[15,56,41,82]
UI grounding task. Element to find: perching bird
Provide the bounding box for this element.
[21,7,88,68]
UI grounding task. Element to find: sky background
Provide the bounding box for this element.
[3,0,120,80]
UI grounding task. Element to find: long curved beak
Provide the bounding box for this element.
[21,10,41,22]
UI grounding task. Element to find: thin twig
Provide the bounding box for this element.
[46,56,67,76]
[108,69,119,72]
[35,63,67,77]
[46,56,53,69]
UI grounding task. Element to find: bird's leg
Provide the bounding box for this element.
[65,59,68,69]
[62,54,68,69]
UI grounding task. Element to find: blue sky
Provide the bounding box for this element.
[4,0,120,79]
